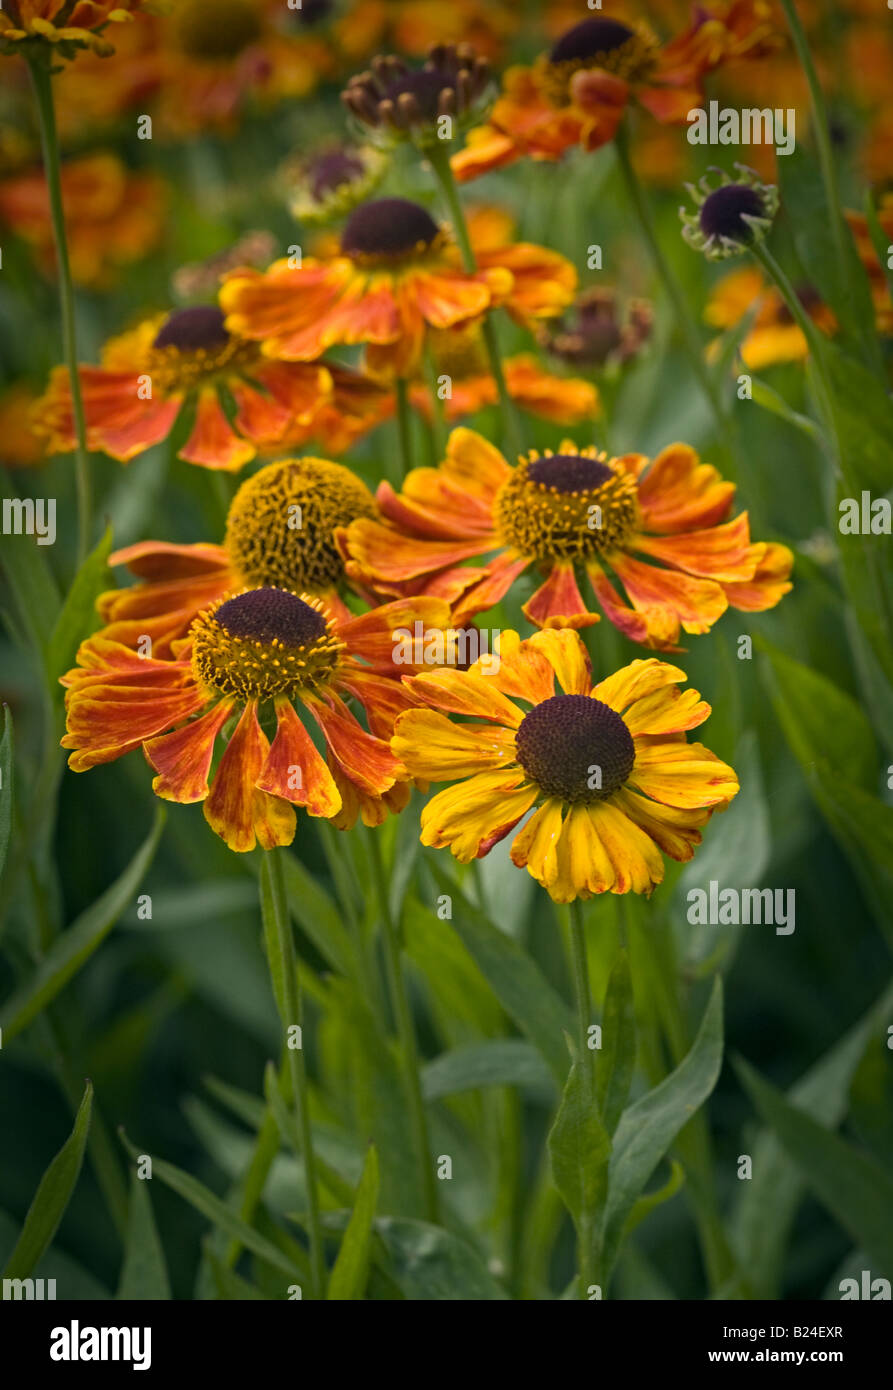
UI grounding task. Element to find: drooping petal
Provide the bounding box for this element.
[609,550,728,639]
[549,803,616,901]
[256,697,342,818]
[420,769,537,861]
[144,697,237,803]
[180,388,256,471]
[722,542,794,611]
[527,628,592,695]
[510,798,564,890]
[306,695,401,795]
[204,701,296,852]
[522,561,600,630]
[614,788,709,862]
[403,668,525,726]
[586,798,666,895]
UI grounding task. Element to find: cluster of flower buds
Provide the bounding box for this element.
[341,43,494,147]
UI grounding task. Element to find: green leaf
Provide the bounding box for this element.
[422,1040,554,1102]
[624,1160,685,1237]
[374,1217,509,1300]
[117,1173,171,1300]
[2,1081,93,1280]
[0,704,12,882]
[0,807,165,1043]
[548,1063,611,1232]
[820,342,893,494]
[118,1130,307,1283]
[596,950,636,1135]
[760,643,877,790]
[737,1059,893,1281]
[327,1145,379,1300]
[0,475,61,655]
[778,146,881,371]
[747,371,824,444]
[45,525,113,688]
[602,977,724,1274]
[206,1251,267,1300]
[278,848,355,977]
[428,861,573,1082]
[732,979,893,1297]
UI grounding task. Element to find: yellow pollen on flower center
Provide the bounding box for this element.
[225,457,377,593]
[146,308,257,395]
[493,450,639,561]
[190,588,344,702]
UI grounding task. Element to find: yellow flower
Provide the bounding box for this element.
[393,629,738,902]
[0,1,144,59]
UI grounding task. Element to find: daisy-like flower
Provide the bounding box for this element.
[219,196,574,381]
[0,0,144,58]
[392,628,739,901]
[341,427,793,647]
[62,587,455,850]
[35,305,336,471]
[451,5,777,181]
[704,266,836,369]
[680,165,778,260]
[284,142,387,226]
[92,456,379,659]
[342,43,494,149]
[409,323,599,426]
[150,0,334,136]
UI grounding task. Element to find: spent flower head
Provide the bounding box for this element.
[680,164,778,260]
[342,42,494,149]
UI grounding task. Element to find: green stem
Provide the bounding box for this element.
[395,377,414,478]
[569,898,598,1298]
[368,828,439,1222]
[27,58,91,565]
[614,121,727,435]
[260,848,326,1298]
[426,143,523,455]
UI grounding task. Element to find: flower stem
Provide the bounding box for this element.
[395,377,414,478]
[569,897,598,1298]
[259,847,326,1298]
[27,57,92,565]
[368,828,439,1222]
[426,143,523,455]
[614,120,727,435]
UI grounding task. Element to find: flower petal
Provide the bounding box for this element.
[256,697,342,818]
[204,701,295,852]
[522,561,600,630]
[145,697,237,802]
[392,708,517,779]
[527,628,592,695]
[180,388,255,472]
[420,769,537,861]
[629,740,739,809]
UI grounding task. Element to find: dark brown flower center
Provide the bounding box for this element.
[699,184,765,243]
[341,198,440,260]
[215,588,328,647]
[153,306,230,353]
[550,18,635,64]
[527,453,615,493]
[515,693,635,803]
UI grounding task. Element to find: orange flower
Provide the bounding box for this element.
[0,153,166,290]
[35,307,335,471]
[704,266,837,368]
[148,0,335,136]
[408,325,598,425]
[220,196,572,381]
[62,587,453,849]
[452,4,778,181]
[0,0,145,56]
[89,456,380,659]
[341,427,793,648]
